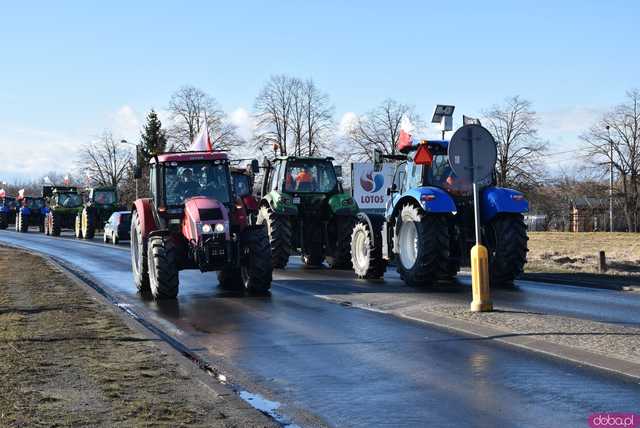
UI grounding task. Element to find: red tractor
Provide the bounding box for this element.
[130,151,272,299]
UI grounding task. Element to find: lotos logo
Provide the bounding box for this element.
[589,413,639,428]
[360,170,385,193]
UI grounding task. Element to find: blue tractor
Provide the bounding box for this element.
[0,196,17,230]
[15,196,47,233]
[350,124,529,288]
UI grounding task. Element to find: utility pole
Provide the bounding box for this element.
[606,126,614,232]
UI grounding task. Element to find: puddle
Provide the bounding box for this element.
[239,390,301,428]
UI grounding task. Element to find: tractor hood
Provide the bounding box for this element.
[182,196,230,242]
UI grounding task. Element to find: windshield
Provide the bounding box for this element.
[57,193,83,208]
[164,161,231,206]
[1,197,16,208]
[26,198,45,209]
[283,161,337,193]
[232,173,252,197]
[94,190,116,205]
[426,154,472,195]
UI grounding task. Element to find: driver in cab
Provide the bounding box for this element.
[295,167,316,192]
[175,168,201,198]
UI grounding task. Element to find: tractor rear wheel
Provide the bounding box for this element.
[131,210,150,294]
[0,213,7,230]
[14,213,20,232]
[326,216,358,269]
[82,208,95,239]
[257,206,291,269]
[38,218,45,233]
[351,221,387,279]
[17,212,28,233]
[50,213,61,236]
[395,204,449,287]
[75,214,83,238]
[148,235,179,299]
[484,214,528,288]
[240,227,272,293]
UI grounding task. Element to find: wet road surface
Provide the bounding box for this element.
[1,228,639,427]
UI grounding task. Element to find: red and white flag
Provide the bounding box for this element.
[0,189,5,198]
[63,175,70,185]
[397,115,415,153]
[18,189,25,198]
[189,123,213,152]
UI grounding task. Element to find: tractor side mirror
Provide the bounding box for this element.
[373,149,383,172]
[334,165,343,178]
[250,159,260,174]
[387,184,397,196]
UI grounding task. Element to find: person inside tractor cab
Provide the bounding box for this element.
[202,165,231,203]
[428,154,471,195]
[295,166,316,192]
[175,168,201,198]
[59,193,82,208]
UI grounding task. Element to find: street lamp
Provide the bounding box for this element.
[120,139,139,200]
[606,126,614,232]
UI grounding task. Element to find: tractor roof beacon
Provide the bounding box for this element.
[257,155,359,270]
[129,151,271,300]
[43,186,83,237]
[75,186,121,240]
[350,123,529,288]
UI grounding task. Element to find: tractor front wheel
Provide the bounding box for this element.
[484,214,528,288]
[326,216,357,269]
[240,227,272,293]
[82,208,95,239]
[50,213,61,236]
[351,221,387,279]
[131,210,150,294]
[75,215,83,239]
[257,206,291,269]
[147,235,179,300]
[395,204,449,287]
[17,212,28,233]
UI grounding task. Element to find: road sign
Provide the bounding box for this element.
[448,124,496,184]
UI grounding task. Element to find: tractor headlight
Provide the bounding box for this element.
[214,223,225,234]
[202,224,212,234]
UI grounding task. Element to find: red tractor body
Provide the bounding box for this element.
[130,151,272,299]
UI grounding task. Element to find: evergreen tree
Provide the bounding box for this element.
[140,109,167,163]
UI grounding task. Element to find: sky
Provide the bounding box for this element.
[0,0,638,182]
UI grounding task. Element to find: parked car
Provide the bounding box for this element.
[103,211,131,244]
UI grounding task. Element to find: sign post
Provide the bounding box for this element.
[448,124,497,312]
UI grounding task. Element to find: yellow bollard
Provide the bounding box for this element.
[470,244,493,312]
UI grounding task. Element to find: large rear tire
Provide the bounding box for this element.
[82,208,95,239]
[147,235,179,300]
[257,206,291,269]
[0,213,7,230]
[75,214,83,239]
[395,204,449,287]
[485,214,528,288]
[326,216,357,269]
[351,221,387,279]
[131,210,150,294]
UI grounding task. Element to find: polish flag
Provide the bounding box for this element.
[18,189,25,199]
[63,175,70,185]
[0,189,5,198]
[189,123,213,152]
[397,115,416,153]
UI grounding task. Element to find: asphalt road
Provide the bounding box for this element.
[1,228,639,428]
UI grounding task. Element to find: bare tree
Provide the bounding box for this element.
[346,99,422,160]
[254,75,296,156]
[581,89,640,232]
[289,78,306,155]
[78,132,133,187]
[483,96,547,187]
[168,85,240,151]
[303,79,334,156]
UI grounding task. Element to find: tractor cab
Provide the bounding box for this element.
[89,187,117,206]
[43,186,82,209]
[0,196,17,229]
[0,196,17,210]
[22,196,45,210]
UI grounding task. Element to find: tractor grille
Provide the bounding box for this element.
[199,208,223,221]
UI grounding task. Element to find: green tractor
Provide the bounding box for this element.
[257,156,358,269]
[75,186,121,239]
[43,186,83,236]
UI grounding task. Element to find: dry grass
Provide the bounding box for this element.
[527,232,640,275]
[0,246,272,427]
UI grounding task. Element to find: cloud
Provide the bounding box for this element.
[111,105,141,142]
[538,106,604,138]
[337,112,357,136]
[229,107,254,142]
